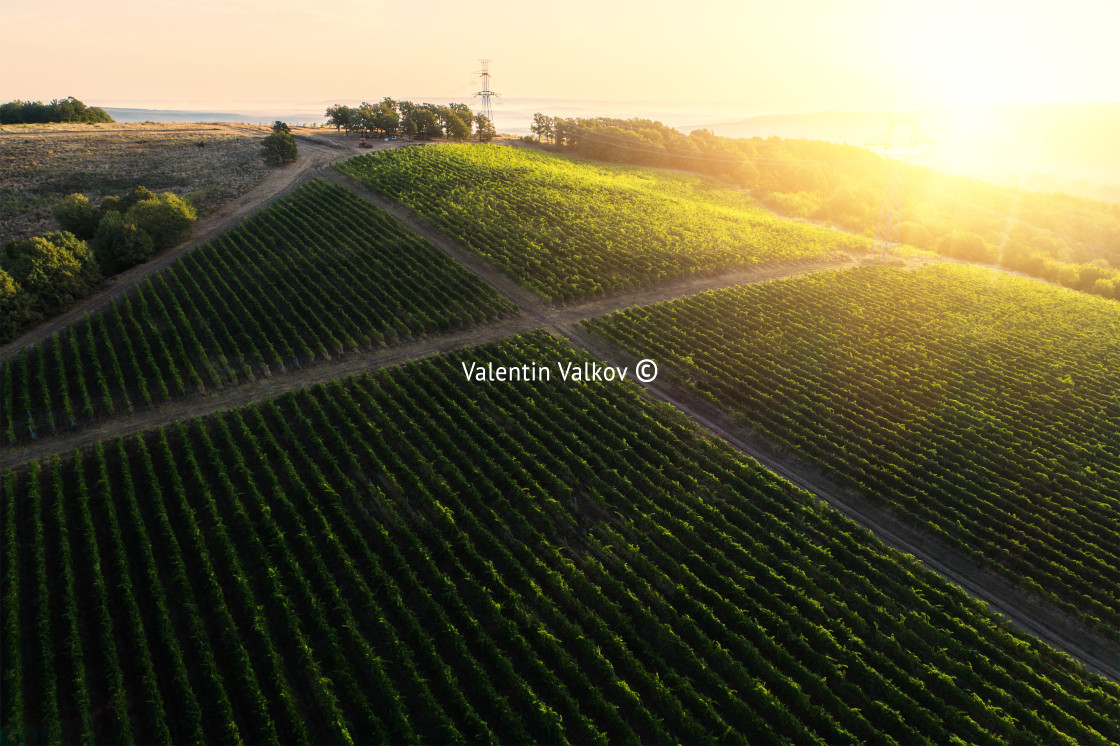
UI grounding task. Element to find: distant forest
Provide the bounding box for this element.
[530,115,1120,300]
[0,97,114,124]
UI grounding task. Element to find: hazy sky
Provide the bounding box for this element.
[2,0,1117,111]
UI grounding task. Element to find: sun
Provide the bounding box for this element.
[884,2,1034,107]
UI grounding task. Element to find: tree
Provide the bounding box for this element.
[261,127,298,166]
[271,120,291,134]
[372,98,400,135]
[936,230,998,263]
[325,104,349,132]
[445,111,471,141]
[0,97,113,124]
[54,194,101,239]
[398,101,419,137]
[474,113,496,142]
[101,185,156,216]
[1,232,101,315]
[531,113,554,143]
[0,269,36,342]
[92,211,155,272]
[124,193,196,250]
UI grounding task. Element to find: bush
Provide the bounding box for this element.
[92,211,155,272]
[101,185,156,216]
[1,231,101,316]
[261,130,298,165]
[123,193,196,250]
[898,221,933,250]
[936,231,998,263]
[765,190,822,219]
[0,269,37,341]
[54,193,101,239]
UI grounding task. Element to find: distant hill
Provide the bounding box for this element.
[687,103,1120,203]
[103,108,322,125]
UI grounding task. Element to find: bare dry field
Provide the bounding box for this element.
[0,121,275,245]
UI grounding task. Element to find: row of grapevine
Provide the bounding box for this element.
[334,144,870,302]
[2,332,1116,743]
[0,178,516,447]
[585,263,1120,631]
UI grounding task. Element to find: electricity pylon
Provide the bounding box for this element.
[474,59,498,129]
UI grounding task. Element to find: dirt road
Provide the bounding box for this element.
[1,252,860,468]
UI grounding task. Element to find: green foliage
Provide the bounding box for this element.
[271,120,291,134]
[92,211,156,272]
[261,130,298,166]
[764,190,822,219]
[123,193,196,250]
[53,194,101,239]
[531,112,554,143]
[588,264,1120,631]
[474,113,495,141]
[325,99,476,140]
[1,178,513,442]
[3,331,1118,743]
[0,97,114,124]
[937,230,998,263]
[544,116,1120,299]
[0,269,37,339]
[100,185,156,216]
[335,145,869,301]
[1,231,101,319]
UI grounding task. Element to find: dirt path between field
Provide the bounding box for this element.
[1,251,860,469]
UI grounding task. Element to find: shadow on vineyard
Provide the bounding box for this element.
[3,332,1118,743]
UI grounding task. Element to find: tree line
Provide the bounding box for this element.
[0,97,113,124]
[325,99,494,141]
[528,114,1120,300]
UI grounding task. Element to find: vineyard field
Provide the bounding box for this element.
[585,264,1120,631]
[334,145,870,302]
[3,332,1117,744]
[0,178,515,447]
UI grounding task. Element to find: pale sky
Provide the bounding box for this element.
[2,0,1117,111]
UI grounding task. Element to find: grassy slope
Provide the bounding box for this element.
[0,122,270,245]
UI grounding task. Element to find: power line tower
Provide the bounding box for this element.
[474,59,499,128]
[865,116,931,259]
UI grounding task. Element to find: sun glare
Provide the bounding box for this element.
[886,2,1039,107]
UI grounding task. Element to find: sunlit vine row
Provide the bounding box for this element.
[335,145,870,302]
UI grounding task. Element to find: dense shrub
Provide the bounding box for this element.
[1,231,101,318]
[123,193,196,250]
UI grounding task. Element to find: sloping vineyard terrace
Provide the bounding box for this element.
[334,144,871,302]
